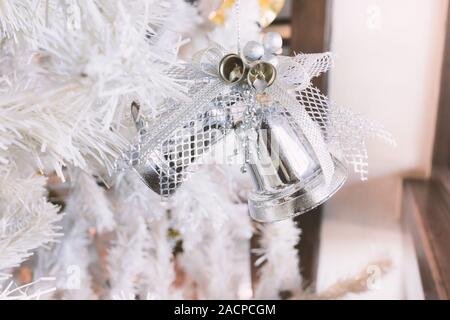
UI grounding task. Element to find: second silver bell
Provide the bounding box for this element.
[237,111,347,222]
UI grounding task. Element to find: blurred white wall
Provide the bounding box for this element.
[317,0,448,299]
[329,0,448,179]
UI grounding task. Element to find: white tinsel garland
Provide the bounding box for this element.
[33,170,105,299]
[171,166,253,299]
[253,220,302,299]
[107,173,176,299]
[70,170,116,233]
[0,0,41,41]
[0,174,61,274]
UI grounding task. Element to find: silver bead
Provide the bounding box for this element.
[263,32,283,54]
[243,41,265,62]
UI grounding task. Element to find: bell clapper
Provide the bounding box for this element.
[229,63,243,82]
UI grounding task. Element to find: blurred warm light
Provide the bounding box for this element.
[209,0,285,28]
[17,266,33,284]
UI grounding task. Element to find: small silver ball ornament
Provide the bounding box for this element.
[263,32,283,54]
[243,41,265,62]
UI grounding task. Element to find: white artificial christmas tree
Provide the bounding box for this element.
[0,0,282,300]
[0,0,390,300]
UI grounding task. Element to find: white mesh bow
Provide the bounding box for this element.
[277,53,395,180]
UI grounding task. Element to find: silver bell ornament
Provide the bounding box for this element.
[118,31,394,223]
[236,111,347,222]
[130,101,232,196]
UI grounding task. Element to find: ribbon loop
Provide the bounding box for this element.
[192,43,227,77]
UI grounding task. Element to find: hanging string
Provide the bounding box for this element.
[234,0,241,55]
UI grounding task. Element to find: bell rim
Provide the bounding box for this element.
[247,156,348,223]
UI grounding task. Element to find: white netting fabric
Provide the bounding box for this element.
[154,114,227,197]
[276,52,394,181]
[278,52,333,91]
[294,86,395,180]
